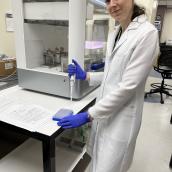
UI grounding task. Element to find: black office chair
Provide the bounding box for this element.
[145,43,172,104]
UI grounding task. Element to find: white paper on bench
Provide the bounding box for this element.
[0,96,60,136]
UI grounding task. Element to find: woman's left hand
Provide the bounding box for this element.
[55,112,90,129]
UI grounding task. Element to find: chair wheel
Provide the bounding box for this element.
[170,155,172,169]
[144,93,148,98]
[160,100,164,104]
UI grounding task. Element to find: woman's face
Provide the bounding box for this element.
[106,0,133,23]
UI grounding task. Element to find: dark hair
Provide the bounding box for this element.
[132,4,145,20]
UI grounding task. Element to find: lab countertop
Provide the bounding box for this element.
[0,85,98,172]
[0,85,98,136]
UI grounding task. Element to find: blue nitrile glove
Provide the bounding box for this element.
[57,112,90,129]
[68,59,86,80]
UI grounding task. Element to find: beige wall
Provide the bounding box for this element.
[161,9,172,43]
[0,0,15,56]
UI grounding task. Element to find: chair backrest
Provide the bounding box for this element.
[158,43,172,67]
[154,43,172,79]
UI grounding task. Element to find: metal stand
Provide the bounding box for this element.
[42,139,56,172]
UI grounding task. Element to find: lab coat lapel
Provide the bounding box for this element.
[108,26,121,54]
[112,29,128,54]
[111,15,147,56]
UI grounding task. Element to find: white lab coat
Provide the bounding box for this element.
[87,15,159,172]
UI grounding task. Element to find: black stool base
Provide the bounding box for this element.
[145,82,172,104]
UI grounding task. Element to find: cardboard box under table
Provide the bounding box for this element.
[0,59,16,76]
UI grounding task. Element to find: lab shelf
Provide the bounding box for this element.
[24,2,69,20]
[0,138,86,172]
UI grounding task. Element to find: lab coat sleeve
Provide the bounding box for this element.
[88,29,159,119]
[88,72,104,86]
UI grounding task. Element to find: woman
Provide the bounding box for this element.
[55,0,159,171]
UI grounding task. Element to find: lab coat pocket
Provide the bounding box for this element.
[122,98,137,117]
[111,52,126,67]
[108,52,128,79]
[97,137,128,171]
[107,114,134,142]
[122,105,136,118]
[110,47,133,77]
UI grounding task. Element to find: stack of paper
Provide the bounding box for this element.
[0,96,60,136]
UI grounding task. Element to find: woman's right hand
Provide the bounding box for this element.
[68,59,87,80]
